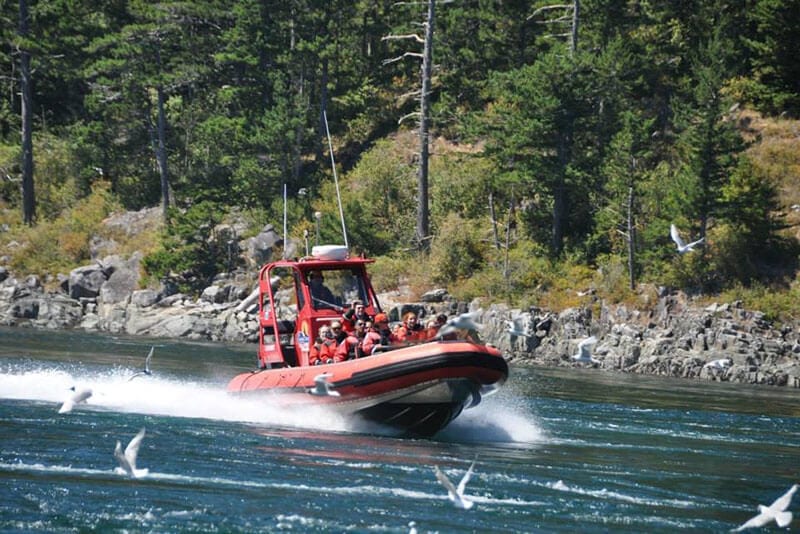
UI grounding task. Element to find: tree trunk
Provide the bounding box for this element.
[627,184,636,290]
[552,178,565,255]
[156,83,170,223]
[570,0,580,55]
[489,191,499,250]
[19,0,35,225]
[416,0,434,249]
[318,57,329,165]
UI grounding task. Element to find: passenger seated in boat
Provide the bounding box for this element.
[330,320,347,344]
[361,318,382,355]
[308,270,337,309]
[361,313,396,355]
[334,320,368,361]
[433,313,458,340]
[423,318,440,340]
[393,312,425,343]
[342,300,370,333]
[309,325,336,365]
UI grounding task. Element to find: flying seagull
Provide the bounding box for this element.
[308,373,340,397]
[732,483,797,531]
[58,386,93,414]
[114,428,149,479]
[433,459,477,510]
[505,315,533,340]
[436,311,483,340]
[128,346,154,381]
[670,224,705,254]
[572,336,600,365]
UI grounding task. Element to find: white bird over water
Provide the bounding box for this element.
[128,346,154,381]
[732,483,797,531]
[433,459,476,510]
[436,311,483,340]
[572,336,600,365]
[58,386,93,414]
[308,373,340,397]
[670,224,705,254]
[114,428,149,479]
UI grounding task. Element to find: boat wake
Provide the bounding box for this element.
[0,361,352,432]
[436,394,546,444]
[0,360,544,442]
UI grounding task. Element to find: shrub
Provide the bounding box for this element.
[9,181,120,276]
[141,201,228,293]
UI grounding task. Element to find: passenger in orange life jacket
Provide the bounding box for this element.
[330,320,347,344]
[309,325,337,365]
[432,313,459,340]
[342,300,370,333]
[361,317,384,355]
[393,311,424,343]
[423,318,440,340]
[362,313,396,354]
[334,319,368,361]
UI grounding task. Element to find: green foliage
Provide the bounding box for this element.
[323,134,417,255]
[141,201,228,293]
[0,0,798,317]
[428,213,488,285]
[741,0,800,116]
[8,182,120,276]
[719,280,800,322]
[369,253,414,294]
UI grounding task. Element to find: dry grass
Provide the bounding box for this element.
[737,110,800,239]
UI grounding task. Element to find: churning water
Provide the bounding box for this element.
[1,326,798,532]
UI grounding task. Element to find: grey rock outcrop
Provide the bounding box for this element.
[1,251,798,388]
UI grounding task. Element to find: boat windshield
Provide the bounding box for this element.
[307,268,369,310]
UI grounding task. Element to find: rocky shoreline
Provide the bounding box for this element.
[2,251,799,390]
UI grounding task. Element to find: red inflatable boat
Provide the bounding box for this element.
[227,245,508,437]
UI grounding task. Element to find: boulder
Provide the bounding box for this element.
[244,224,281,267]
[99,266,138,304]
[131,289,159,307]
[69,264,107,299]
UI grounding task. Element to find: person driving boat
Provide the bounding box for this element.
[308,270,337,308]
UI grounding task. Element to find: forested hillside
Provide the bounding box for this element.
[1,1,799,317]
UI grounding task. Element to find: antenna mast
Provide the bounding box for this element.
[282,183,288,259]
[323,110,349,248]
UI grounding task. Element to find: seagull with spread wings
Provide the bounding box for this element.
[670,224,705,254]
[433,459,477,510]
[435,311,483,340]
[114,428,149,479]
[732,483,797,531]
[572,336,600,365]
[128,346,154,381]
[58,386,93,414]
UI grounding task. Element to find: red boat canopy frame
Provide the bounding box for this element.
[256,254,381,369]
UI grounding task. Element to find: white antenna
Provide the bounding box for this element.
[323,110,349,248]
[282,183,288,259]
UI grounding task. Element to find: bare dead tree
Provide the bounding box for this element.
[527,0,580,54]
[19,0,35,225]
[382,0,440,250]
[489,191,500,250]
[417,0,434,249]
